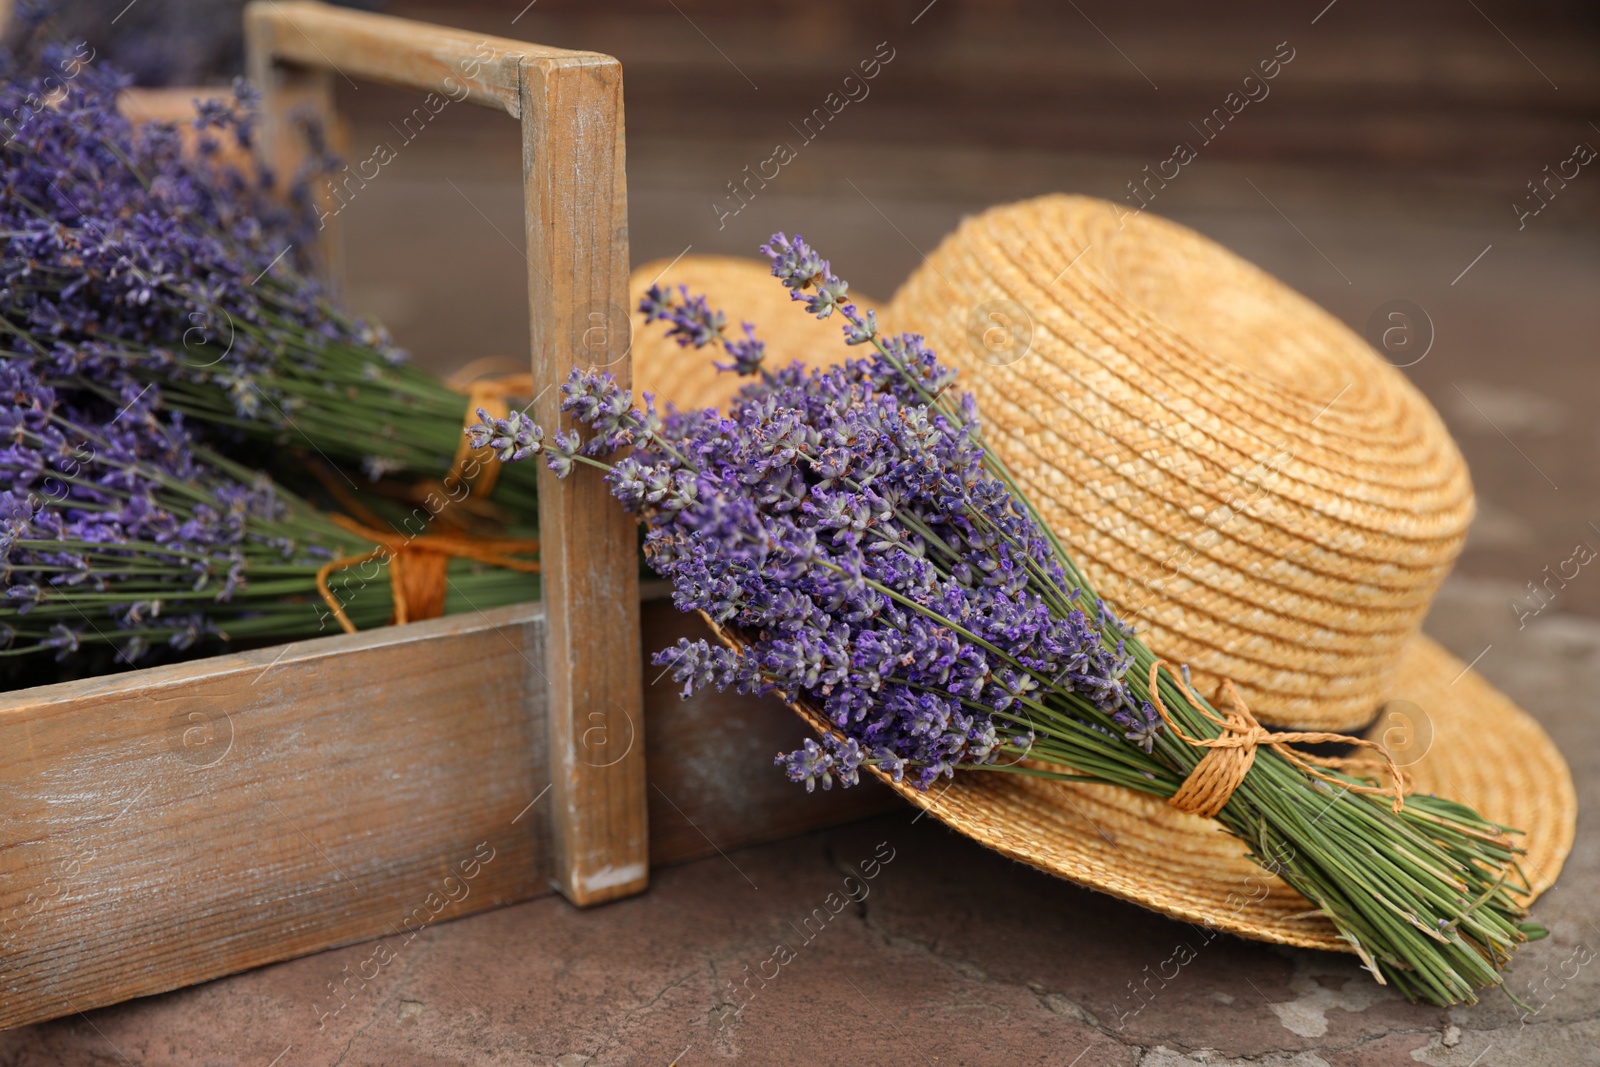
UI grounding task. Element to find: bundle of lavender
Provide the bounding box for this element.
[470,234,1539,1005]
[1,357,536,682]
[0,32,538,522]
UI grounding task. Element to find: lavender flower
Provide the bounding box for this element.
[777,738,835,792]
[481,247,1152,792]
[0,355,538,682]
[720,323,767,376]
[642,283,767,376]
[2,356,302,670]
[640,284,725,349]
[1113,703,1163,754]
[468,408,543,462]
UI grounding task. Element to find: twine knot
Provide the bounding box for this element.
[315,514,539,634]
[310,362,541,634]
[1147,660,1408,819]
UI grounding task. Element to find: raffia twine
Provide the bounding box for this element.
[314,513,540,632]
[1148,659,1409,818]
[313,361,540,632]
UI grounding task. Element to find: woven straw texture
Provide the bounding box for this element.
[629,254,879,416]
[889,195,1474,733]
[626,209,1575,944]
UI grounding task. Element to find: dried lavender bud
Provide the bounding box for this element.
[0,39,549,525]
[776,738,835,792]
[469,408,543,463]
[639,284,725,349]
[545,430,583,478]
[719,323,766,376]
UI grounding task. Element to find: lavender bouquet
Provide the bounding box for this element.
[1,356,536,682]
[0,34,538,523]
[471,234,1539,1006]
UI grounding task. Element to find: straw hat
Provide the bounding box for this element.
[627,197,1575,949]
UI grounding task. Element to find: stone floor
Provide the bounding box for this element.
[0,594,1594,1066]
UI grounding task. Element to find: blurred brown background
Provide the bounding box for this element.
[347,0,1600,629]
[57,0,1600,616]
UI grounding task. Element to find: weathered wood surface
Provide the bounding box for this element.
[244,6,343,280]
[0,2,877,1032]
[247,1,597,118]
[0,599,895,1030]
[245,0,648,908]
[521,50,647,905]
[0,604,550,1032]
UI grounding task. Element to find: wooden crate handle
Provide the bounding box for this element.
[244,1,647,907]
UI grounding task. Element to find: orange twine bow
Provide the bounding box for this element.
[314,513,539,634]
[1147,659,1409,819]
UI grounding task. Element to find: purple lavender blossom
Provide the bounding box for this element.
[640,285,726,349]
[0,39,545,519]
[0,39,543,683]
[777,738,835,792]
[0,53,369,392]
[468,408,543,462]
[477,237,1160,792]
[641,283,767,376]
[1,357,294,667]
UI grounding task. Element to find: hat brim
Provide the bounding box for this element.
[855,632,1573,949]
[631,256,1575,948]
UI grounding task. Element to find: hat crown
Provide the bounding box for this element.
[887,195,1473,731]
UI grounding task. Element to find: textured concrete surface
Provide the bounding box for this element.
[1,576,1595,1064]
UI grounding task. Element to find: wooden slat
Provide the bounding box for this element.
[0,605,549,1032]
[241,0,605,292]
[243,10,343,279]
[0,10,874,1028]
[522,52,649,906]
[245,1,600,117]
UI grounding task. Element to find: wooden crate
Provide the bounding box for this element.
[0,598,893,1030]
[0,2,895,1031]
